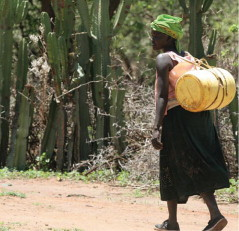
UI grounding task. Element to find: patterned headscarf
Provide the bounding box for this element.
[151,14,184,52]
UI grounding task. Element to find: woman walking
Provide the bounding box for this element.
[150,14,230,231]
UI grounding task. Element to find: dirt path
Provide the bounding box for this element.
[0,178,238,231]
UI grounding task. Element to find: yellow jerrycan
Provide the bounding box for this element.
[175,68,236,112]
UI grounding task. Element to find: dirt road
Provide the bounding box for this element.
[0,178,238,231]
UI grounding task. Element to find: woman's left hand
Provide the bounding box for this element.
[151,129,163,150]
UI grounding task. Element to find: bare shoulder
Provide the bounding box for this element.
[156,53,174,71]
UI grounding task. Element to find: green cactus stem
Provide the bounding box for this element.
[41,98,58,160]
[8,39,29,168]
[113,0,131,35]
[16,39,29,92]
[15,0,28,23]
[75,32,91,160]
[0,0,28,166]
[178,0,188,13]
[108,64,127,154]
[188,0,205,58]
[110,88,126,154]
[46,32,62,97]
[202,0,213,13]
[51,0,75,47]
[0,30,13,165]
[207,29,217,55]
[11,86,34,170]
[206,29,217,66]
[41,12,52,41]
[76,0,91,36]
[58,36,69,84]
[228,92,238,160]
[41,5,75,168]
[0,31,4,165]
[91,0,111,149]
[72,89,81,163]
[178,0,214,58]
[56,103,65,171]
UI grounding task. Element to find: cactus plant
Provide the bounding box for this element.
[55,103,65,171]
[228,92,238,160]
[0,0,28,166]
[0,32,4,165]
[40,98,58,160]
[0,0,132,169]
[39,0,132,169]
[207,29,217,55]
[113,0,132,35]
[87,0,131,150]
[91,0,111,149]
[76,0,91,35]
[107,63,127,154]
[41,12,51,41]
[11,86,34,170]
[75,32,91,160]
[178,0,214,58]
[109,85,127,154]
[46,32,62,96]
[7,39,29,169]
[40,0,76,170]
[206,29,217,66]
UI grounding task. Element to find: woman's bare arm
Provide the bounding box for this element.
[151,53,174,150]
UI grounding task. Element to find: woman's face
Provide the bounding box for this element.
[151,30,170,50]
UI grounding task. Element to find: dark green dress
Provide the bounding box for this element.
[160,106,230,203]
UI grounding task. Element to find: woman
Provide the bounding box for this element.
[151,14,230,231]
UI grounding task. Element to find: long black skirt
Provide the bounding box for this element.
[160,106,229,203]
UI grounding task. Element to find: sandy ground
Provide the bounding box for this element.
[0,178,238,231]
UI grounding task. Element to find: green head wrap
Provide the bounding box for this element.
[150,14,184,52]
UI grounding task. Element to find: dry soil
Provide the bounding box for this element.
[0,178,238,231]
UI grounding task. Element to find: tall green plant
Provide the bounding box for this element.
[7,39,30,170]
[178,0,214,59]
[10,86,34,170]
[91,0,111,148]
[228,91,238,160]
[109,66,127,154]
[75,32,91,161]
[77,0,131,152]
[39,0,131,171]
[40,0,75,171]
[0,0,28,166]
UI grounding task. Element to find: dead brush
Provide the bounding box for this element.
[216,44,238,178]
[122,81,160,183]
[71,80,160,184]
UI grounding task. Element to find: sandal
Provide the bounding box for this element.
[154,220,180,231]
[202,215,228,231]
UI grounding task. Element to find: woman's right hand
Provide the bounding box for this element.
[151,129,163,150]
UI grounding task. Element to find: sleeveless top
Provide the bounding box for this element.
[155,51,198,113]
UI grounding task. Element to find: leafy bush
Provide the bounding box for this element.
[216,178,239,203]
